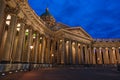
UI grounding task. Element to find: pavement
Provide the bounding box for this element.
[0,67,120,80]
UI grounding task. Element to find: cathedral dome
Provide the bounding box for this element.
[40,8,56,27]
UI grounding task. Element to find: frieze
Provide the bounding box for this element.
[17,17,26,23]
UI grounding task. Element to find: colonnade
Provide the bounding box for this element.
[56,39,120,65]
[0,0,120,73]
[57,39,93,65]
[93,47,120,64]
[0,5,53,72]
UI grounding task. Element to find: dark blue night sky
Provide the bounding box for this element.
[28,0,120,38]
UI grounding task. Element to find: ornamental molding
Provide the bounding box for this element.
[17,17,27,23]
[5,5,20,15]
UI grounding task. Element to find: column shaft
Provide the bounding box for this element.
[22,29,32,63]
[65,41,69,64]
[104,48,109,64]
[89,46,92,64]
[92,47,96,64]
[38,39,42,63]
[78,44,81,64]
[57,40,60,64]
[41,37,46,63]
[75,42,78,64]
[69,40,72,64]
[116,48,120,64]
[61,39,65,64]
[84,45,88,64]
[0,0,6,45]
[2,14,17,62]
[80,44,84,64]
[34,33,39,63]
[109,48,114,64]
[13,23,25,62]
[46,38,50,63]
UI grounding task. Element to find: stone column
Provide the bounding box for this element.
[80,44,84,64]
[104,48,109,64]
[87,47,90,64]
[75,42,78,64]
[34,33,39,63]
[109,47,114,64]
[46,38,50,63]
[38,37,42,63]
[13,19,25,62]
[2,8,19,62]
[72,42,76,64]
[92,47,96,64]
[65,40,69,64]
[116,47,120,64]
[98,47,102,64]
[49,39,55,64]
[57,40,60,64]
[69,40,72,64]
[112,47,117,64]
[89,46,92,64]
[24,29,32,63]
[0,0,6,45]
[77,44,81,64]
[84,45,88,64]
[61,39,65,64]
[95,47,98,64]
[41,36,46,63]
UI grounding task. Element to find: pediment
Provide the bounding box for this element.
[51,22,70,30]
[65,27,92,39]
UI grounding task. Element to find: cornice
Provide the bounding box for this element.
[10,0,54,36]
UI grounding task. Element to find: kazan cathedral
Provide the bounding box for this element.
[0,0,120,73]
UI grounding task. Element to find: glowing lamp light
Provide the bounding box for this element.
[6,21,10,25]
[6,14,11,19]
[51,54,54,57]
[97,58,100,61]
[15,70,18,72]
[26,29,29,32]
[1,73,5,76]
[78,44,80,46]
[17,23,21,27]
[40,37,42,40]
[33,34,36,39]
[16,27,20,31]
[72,42,75,45]
[60,40,62,42]
[9,72,12,74]
[66,41,69,43]
[33,36,36,39]
[30,46,33,49]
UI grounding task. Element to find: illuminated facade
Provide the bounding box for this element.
[0,0,120,72]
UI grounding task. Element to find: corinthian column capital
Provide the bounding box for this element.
[5,5,20,15]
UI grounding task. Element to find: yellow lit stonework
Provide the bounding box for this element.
[0,0,120,73]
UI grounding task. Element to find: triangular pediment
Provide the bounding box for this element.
[65,27,92,39]
[51,22,70,30]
